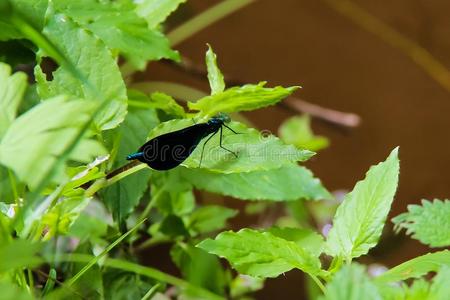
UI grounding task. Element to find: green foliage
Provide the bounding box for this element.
[325,148,400,261]
[34,12,127,131]
[183,165,331,201]
[0,239,42,273]
[392,199,450,247]
[1,1,446,298]
[279,115,329,151]
[101,107,159,221]
[197,228,322,278]
[205,44,225,95]
[188,82,299,117]
[0,96,106,188]
[136,0,187,29]
[51,0,179,70]
[375,250,450,283]
[0,62,27,137]
[320,264,381,300]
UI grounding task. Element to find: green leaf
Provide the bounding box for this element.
[35,196,90,241]
[151,169,195,217]
[188,82,298,117]
[0,62,27,137]
[35,12,127,131]
[0,96,106,189]
[102,107,159,221]
[0,281,33,300]
[171,243,226,295]
[428,266,450,300]
[320,264,381,300]
[325,147,400,260]
[185,205,238,236]
[0,239,42,273]
[183,164,331,201]
[136,0,186,29]
[197,228,322,278]
[53,0,179,70]
[279,115,329,151]
[205,44,225,95]
[230,275,264,299]
[148,119,314,173]
[375,250,450,284]
[149,92,185,117]
[103,270,154,300]
[268,227,325,254]
[392,199,450,247]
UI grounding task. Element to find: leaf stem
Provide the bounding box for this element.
[309,274,326,294]
[67,218,146,286]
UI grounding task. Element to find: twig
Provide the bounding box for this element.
[166,57,361,128]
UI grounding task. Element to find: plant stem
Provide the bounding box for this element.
[167,0,256,46]
[67,218,146,286]
[309,274,326,294]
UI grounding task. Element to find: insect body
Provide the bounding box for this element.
[126,113,238,170]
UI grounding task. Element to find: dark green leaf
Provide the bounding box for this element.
[102,107,158,221]
[171,243,226,295]
[185,205,237,235]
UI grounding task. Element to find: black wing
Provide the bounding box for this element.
[137,123,212,170]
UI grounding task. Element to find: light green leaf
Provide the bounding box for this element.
[0,281,33,300]
[325,147,400,260]
[197,228,322,278]
[182,164,331,201]
[0,96,106,189]
[279,115,329,151]
[268,227,325,254]
[375,250,450,284]
[320,264,381,300]
[149,92,185,117]
[147,119,314,173]
[205,44,225,95]
[35,196,90,241]
[0,239,42,273]
[136,0,186,29]
[102,107,159,221]
[53,0,179,70]
[428,266,450,300]
[392,199,450,247]
[185,205,238,235]
[0,62,27,137]
[188,82,298,117]
[35,12,127,131]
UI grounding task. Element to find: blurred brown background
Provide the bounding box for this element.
[139,0,450,298]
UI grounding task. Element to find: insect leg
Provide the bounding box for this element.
[219,126,238,158]
[222,124,240,134]
[199,130,218,168]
